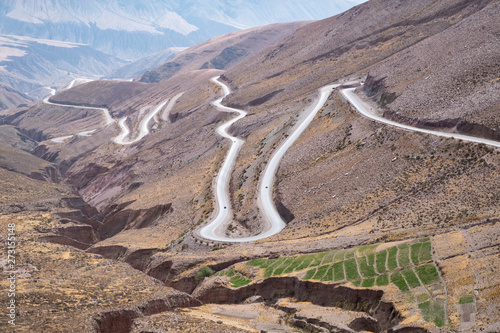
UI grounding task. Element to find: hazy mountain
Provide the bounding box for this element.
[0,82,34,110]
[0,34,126,95]
[106,47,187,80]
[138,22,307,83]
[0,0,367,60]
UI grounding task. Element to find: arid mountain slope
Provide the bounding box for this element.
[364,0,500,139]
[0,82,34,110]
[138,22,307,83]
[106,47,187,80]
[0,0,499,332]
[213,0,499,235]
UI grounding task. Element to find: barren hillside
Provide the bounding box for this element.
[0,0,498,332]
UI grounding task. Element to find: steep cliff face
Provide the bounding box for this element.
[193,277,402,331]
[93,294,202,333]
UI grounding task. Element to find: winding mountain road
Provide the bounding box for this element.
[199,80,499,243]
[43,95,115,126]
[113,99,168,145]
[341,87,500,148]
[198,76,338,242]
[43,87,169,145]
[197,77,247,242]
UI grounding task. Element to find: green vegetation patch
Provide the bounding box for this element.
[344,258,361,281]
[419,300,446,327]
[376,250,387,273]
[344,249,356,259]
[263,257,287,277]
[362,278,375,287]
[247,258,266,267]
[398,243,410,267]
[387,246,398,271]
[322,267,334,282]
[411,243,422,265]
[321,251,336,264]
[312,264,330,280]
[295,254,316,271]
[376,274,389,286]
[257,258,277,269]
[304,268,316,280]
[333,261,345,282]
[391,271,409,292]
[367,252,375,266]
[334,251,346,262]
[357,244,378,256]
[419,241,432,262]
[358,256,377,278]
[283,260,303,274]
[416,264,439,285]
[417,293,430,303]
[353,280,362,287]
[229,275,252,288]
[273,257,294,276]
[310,252,329,267]
[402,268,421,288]
[459,295,474,304]
[195,266,215,282]
[387,246,398,270]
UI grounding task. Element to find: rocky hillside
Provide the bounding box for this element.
[137,22,307,83]
[0,0,498,332]
[364,0,500,140]
[0,82,34,110]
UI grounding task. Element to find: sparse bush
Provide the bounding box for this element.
[195,265,214,283]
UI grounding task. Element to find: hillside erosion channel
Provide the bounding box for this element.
[92,276,408,333]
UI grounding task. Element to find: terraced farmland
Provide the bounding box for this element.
[213,238,447,327]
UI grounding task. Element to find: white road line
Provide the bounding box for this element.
[77,129,97,137]
[162,92,185,121]
[198,77,247,242]
[50,135,73,143]
[341,87,500,148]
[112,99,169,145]
[43,96,114,126]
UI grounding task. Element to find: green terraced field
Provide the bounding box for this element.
[419,299,446,327]
[358,256,377,278]
[229,275,252,288]
[398,243,410,267]
[387,246,398,270]
[216,238,444,327]
[376,250,387,273]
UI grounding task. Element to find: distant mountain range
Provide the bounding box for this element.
[0,0,366,61]
[0,0,366,107]
[0,34,127,98]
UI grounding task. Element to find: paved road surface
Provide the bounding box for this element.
[341,87,500,148]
